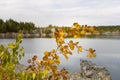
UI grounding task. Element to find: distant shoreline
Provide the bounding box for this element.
[0,33,40,38]
[0,32,120,39]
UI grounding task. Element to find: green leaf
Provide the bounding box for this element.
[0,51,4,57]
[32,73,36,80]
[38,72,43,80]
[22,71,25,76]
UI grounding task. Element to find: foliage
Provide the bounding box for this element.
[0,23,96,80]
[25,23,96,80]
[0,33,24,80]
[96,25,120,33]
[0,19,35,33]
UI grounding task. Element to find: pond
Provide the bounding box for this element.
[0,38,120,80]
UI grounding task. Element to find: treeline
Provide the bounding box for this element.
[0,18,120,34]
[96,26,120,33]
[0,19,36,33]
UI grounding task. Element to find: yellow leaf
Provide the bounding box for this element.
[76,25,80,30]
[81,30,86,35]
[74,35,78,38]
[49,59,54,64]
[87,53,91,58]
[69,40,74,50]
[59,32,65,37]
[8,43,16,49]
[51,53,55,58]
[73,22,78,27]
[17,33,23,39]
[89,48,93,53]
[87,53,96,58]
[92,53,96,58]
[55,59,60,65]
[63,50,68,54]
[69,40,73,44]
[77,46,82,53]
[59,45,63,49]
[89,27,96,33]
[0,51,4,57]
[51,66,58,74]
[59,37,64,43]
[51,49,55,53]
[32,73,36,80]
[22,71,25,76]
[46,66,50,70]
[68,51,72,55]
[54,54,59,59]
[43,69,48,77]
[89,53,93,57]
[44,51,50,56]
[69,45,74,50]
[63,54,68,60]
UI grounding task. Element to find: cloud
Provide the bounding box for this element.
[0,0,120,26]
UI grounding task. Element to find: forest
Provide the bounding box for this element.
[0,18,120,36]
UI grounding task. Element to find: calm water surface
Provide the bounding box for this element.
[0,38,120,80]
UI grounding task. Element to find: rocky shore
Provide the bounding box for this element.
[15,59,111,80]
[67,59,111,80]
[1,32,120,39]
[0,33,41,38]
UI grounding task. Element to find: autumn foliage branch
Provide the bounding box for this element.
[0,23,97,80]
[26,23,97,80]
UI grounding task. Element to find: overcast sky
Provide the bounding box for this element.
[0,0,120,27]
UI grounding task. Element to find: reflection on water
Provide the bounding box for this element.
[0,38,120,80]
[84,35,120,39]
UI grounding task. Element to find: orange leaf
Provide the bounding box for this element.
[63,45,68,50]
[89,48,96,53]
[43,56,48,61]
